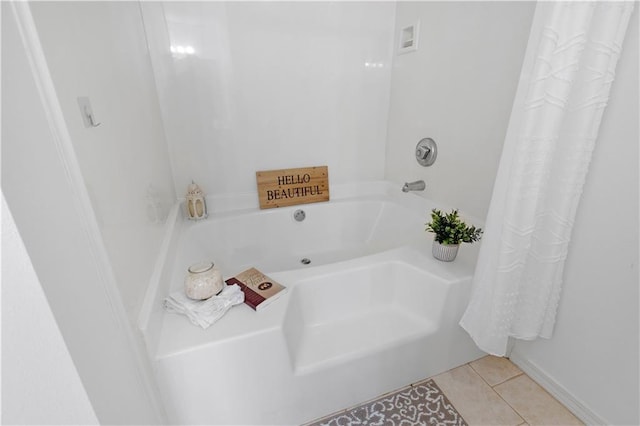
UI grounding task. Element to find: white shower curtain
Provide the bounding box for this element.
[460,1,634,356]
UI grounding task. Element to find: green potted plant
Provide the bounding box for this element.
[425,209,483,261]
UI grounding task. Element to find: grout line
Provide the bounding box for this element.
[494,371,583,425]
[499,372,584,424]
[468,357,525,388]
[492,375,530,425]
[493,373,524,389]
[466,359,527,425]
[492,370,525,387]
[510,353,594,424]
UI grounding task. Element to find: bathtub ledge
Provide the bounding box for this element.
[155,243,475,361]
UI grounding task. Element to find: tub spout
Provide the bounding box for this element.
[402,180,426,192]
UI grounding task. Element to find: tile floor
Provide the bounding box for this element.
[432,356,583,425]
[310,355,583,425]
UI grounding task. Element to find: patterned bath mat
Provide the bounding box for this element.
[306,379,466,426]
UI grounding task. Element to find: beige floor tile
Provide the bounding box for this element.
[433,364,524,426]
[470,355,523,386]
[494,375,583,426]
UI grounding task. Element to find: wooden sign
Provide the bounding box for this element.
[256,166,329,209]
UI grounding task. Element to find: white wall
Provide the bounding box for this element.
[141,1,396,198]
[6,1,635,423]
[511,6,639,426]
[2,196,99,425]
[28,1,176,318]
[1,3,162,423]
[386,1,536,220]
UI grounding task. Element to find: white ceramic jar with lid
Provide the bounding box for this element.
[184,261,223,300]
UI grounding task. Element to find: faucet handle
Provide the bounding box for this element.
[415,138,437,166]
[416,146,430,160]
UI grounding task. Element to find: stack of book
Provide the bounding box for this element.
[225,267,287,311]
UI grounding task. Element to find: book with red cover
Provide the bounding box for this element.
[225,267,287,311]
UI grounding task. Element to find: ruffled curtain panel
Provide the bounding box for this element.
[460,1,634,356]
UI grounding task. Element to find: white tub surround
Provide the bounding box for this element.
[141,182,485,424]
[139,2,395,196]
[29,1,176,321]
[385,2,535,220]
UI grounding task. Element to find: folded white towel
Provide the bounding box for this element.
[163,284,245,328]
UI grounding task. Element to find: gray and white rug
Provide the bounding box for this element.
[307,379,466,426]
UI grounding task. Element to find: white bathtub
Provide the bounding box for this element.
[139,181,485,425]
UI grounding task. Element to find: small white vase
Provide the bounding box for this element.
[432,241,459,262]
[184,262,223,300]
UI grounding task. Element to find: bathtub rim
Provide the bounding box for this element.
[155,243,477,360]
[137,180,483,359]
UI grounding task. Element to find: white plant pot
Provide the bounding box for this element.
[432,241,459,262]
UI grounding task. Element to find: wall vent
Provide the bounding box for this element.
[398,22,419,55]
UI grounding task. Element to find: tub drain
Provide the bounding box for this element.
[300,258,311,265]
[293,209,306,222]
